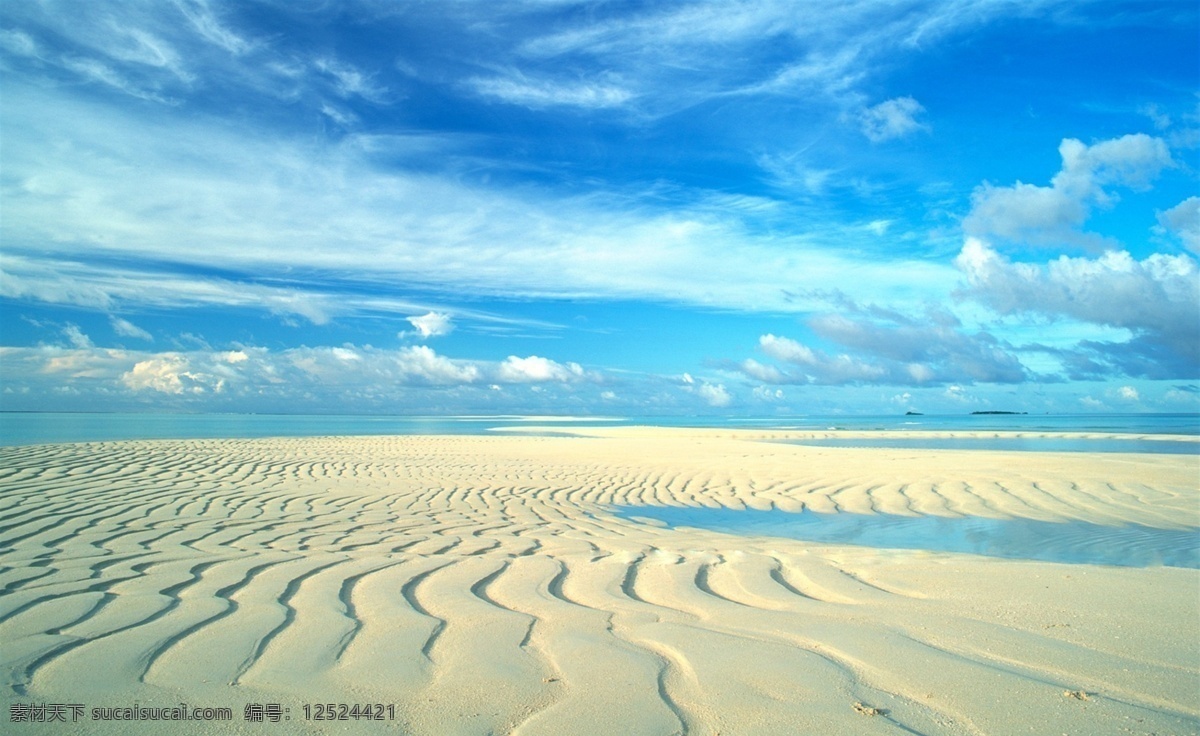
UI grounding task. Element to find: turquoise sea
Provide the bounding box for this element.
[1,412,1197,448]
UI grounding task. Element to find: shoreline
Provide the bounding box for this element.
[2,430,1197,734]
[3,412,1198,448]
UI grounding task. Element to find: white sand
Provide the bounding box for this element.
[1,428,1197,734]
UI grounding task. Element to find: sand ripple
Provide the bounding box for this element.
[1,431,1197,734]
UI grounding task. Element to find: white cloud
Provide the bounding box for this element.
[963,134,1174,247]
[677,372,732,407]
[0,28,39,56]
[395,345,481,385]
[320,103,358,127]
[744,304,1031,388]
[756,333,889,384]
[859,97,927,142]
[314,57,387,103]
[514,1,1074,113]
[123,354,221,395]
[287,344,481,387]
[1164,386,1200,407]
[1117,385,1139,401]
[62,324,93,349]
[760,334,818,365]
[956,238,1199,378]
[0,3,1046,327]
[36,346,133,379]
[110,316,153,341]
[469,74,634,109]
[752,385,783,401]
[174,0,255,56]
[406,311,455,339]
[1158,196,1200,254]
[1,342,613,411]
[697,383,731,407]
[956,238,1198,336]
[0,82,958,319]
[1,253,553,335]
[496,355,585,383]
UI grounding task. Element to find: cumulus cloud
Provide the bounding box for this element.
[1117,385,1139,401]
[496,355,586,383]
[123,354,224,395]
[956,238,1200,378]
[744,307,1027,387]
[3,342,607,412]
[287,344,480,386]
[395,345,480,384]
[752,385,783,401]
[697,382,732,407]
[859,97,927,142]
[963,134,1174,248]
[678,373,732,407]
[406,311,454,338]
[757,333,889,384]
[1158,196,1200,254]
[808,306,1026,383]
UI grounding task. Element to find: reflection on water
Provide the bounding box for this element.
[610,505,1200,568]
[779,438,1199,454]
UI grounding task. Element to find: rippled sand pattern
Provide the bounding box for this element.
[2,431,1198,734]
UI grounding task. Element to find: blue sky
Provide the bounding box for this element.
[1,0,1197,416]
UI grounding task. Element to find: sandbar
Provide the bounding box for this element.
[2,428,1197,734]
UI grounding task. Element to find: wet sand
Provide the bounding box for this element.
[2,428,1197,734]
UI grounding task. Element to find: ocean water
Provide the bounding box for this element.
[0,412,1196,447]
[780,437,1199,454]
[611,505,1200,569]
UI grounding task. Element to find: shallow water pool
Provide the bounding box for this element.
[610,505,1200,568]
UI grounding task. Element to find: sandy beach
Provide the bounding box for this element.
[2,428,1197,735]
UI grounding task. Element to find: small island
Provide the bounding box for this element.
[905,411,923,415]
[970,410,1028,415]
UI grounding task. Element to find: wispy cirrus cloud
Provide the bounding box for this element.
[1,0,388,118]
[468,73,634,109]
[0,253,560,337]
[3,0,1196,418]
[172,0,256,56]
[109,316,153,342]
[0,81,956,317]
[504,0,1083,113]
